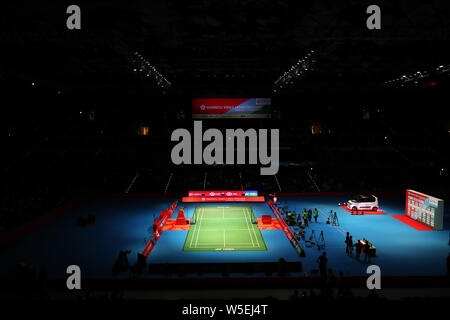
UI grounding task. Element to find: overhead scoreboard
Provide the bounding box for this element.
[192,98,272,119]
[406,189,444,230]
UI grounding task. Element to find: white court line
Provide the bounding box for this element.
[248,207,260,247]
[193,217,246,220]
[246,207,261,248]
[193,244,263,247]
[223,230,226,248]
[243,207,255,247]
[194,208,203,248]
[189,207,264,250]
[194,242,257,245]
[189,208,199,248]
[196,228,260,231]
[189,245,266,249]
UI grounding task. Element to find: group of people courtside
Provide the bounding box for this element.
[345,232,372,261]
[285,208,319,227]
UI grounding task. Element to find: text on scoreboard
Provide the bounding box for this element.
[406,189,444,230]
[192,98,272,119]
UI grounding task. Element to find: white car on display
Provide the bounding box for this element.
[347,195,379,211]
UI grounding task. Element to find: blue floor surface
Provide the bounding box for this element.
[279,196,450,276]
[0,195,448,278]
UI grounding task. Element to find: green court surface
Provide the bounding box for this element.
[183,206,267,251]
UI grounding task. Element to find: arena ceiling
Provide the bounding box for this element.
[1,0,449,97]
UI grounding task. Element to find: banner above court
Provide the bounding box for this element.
[188,190,258,197]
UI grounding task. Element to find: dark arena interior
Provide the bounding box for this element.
[1,0,450,313]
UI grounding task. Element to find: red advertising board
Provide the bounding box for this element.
[192,98,272,119]
[182,196,265,203]
[268,199,303,256]
[188,190,246,197]
[142,201,178,257]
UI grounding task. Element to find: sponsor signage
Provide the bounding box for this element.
[182,196,265,203]
[192,98,272,119]
[188,190,259,197]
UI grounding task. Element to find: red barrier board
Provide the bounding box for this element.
[268,200,303,256]
[176,208,187,225]
[142,200,178,257]
[262,215,272,224]
[182,196,265,202]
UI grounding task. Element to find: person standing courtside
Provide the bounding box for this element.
[345,232,350,255]
[313,208,319,223]
[364,241,371,262]
[446,253,450,276]
[346,236,353,257]
[296,212,302,226]
[317,252,328,282]
[355,240,362,260]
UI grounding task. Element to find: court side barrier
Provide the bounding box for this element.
[267,199,304,257]
[142,200,178,257]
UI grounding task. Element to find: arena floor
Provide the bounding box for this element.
[0,195,448,279]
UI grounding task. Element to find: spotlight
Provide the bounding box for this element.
[128,50,171,90]
[273,49,316,91]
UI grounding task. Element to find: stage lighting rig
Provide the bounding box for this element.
[384,63,450,88]
[273,50,316,92]
[130,51,171,89]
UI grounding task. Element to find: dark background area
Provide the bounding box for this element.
[0,0,449,236]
